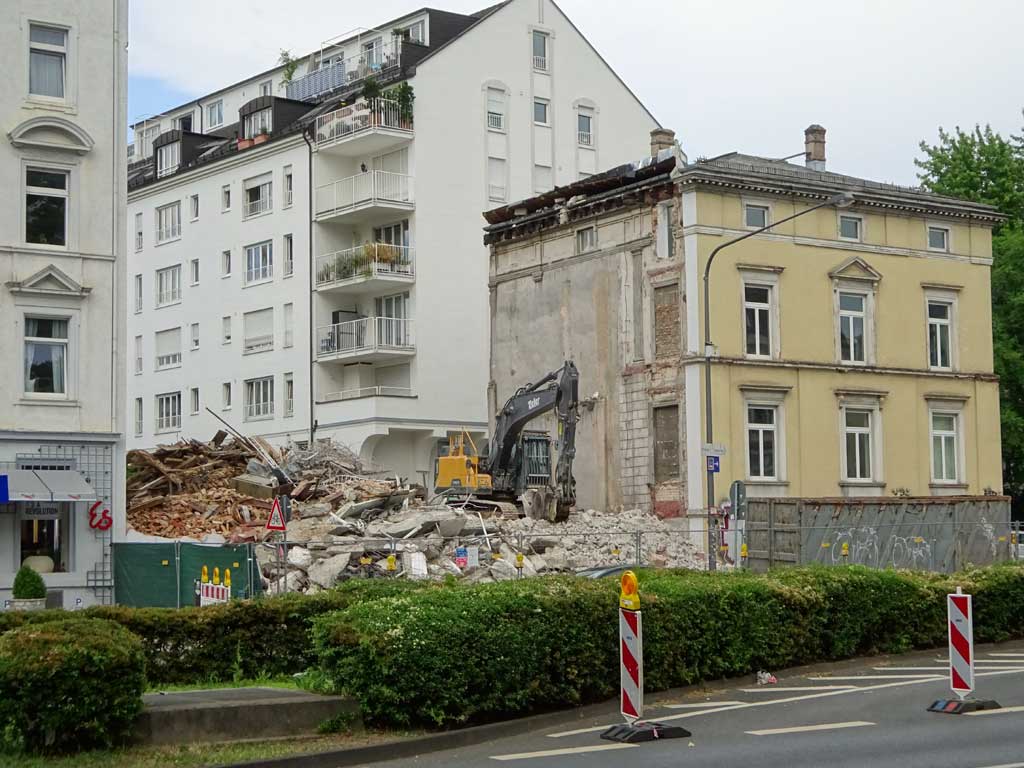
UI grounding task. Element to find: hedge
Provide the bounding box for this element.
[0,618,146,754]
[0,579,431,686]
[312,564,1024,728]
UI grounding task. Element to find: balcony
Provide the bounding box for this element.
[286,40,405,102]
[244,194,272,218]
[315,243,414,294]
[316,317,414,363]
[321,386,414,401]
[315,98,413,157]
[315,170,413,224]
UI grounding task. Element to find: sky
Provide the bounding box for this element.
[128,0,1024,186]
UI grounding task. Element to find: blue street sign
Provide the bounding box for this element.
[706,456,720,473]
[0,474,8,503]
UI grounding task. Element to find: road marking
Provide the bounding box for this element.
[965,705,1024,717]
[972,763,1024,768]
[491,744,637,761]
[662,701,744,708]
[739,686,858,693]
[746,720,874,736]
[547,666,1024,739]
[807,674,945,680]
[935,658,1024,664]
[874,666,1024,672]
[987,653,1024,658]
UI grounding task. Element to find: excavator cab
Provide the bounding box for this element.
[434,431,493,495]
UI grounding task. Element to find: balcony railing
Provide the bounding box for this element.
[322,385,413,402]
[533,55,548,71]
[315,170,413,218]
[156,225,180,243]
[578,130,593,146]
[488,183,506,202]
[245,401,274,420]
[243,334,274,355]
[156,288,181,306]
[314,98,412,146]
[287,40,404,102]
[487,112,504,131]
[244,263,273,285]
[244,195,272,218]
[156,414,181,431]
[155,352,182,370]
[285,398,294,417]
[316,317,414,358]
[315,243,414,287]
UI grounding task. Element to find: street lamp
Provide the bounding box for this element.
[701,191,854,570]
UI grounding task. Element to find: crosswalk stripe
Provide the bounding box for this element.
[747,720,874,736]
[662,701,744,708]
[491,744,637,761]
[739,686,857,692]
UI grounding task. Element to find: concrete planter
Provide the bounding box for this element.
[9,598,46,612]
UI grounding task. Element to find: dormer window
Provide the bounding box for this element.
[243,108,272,139]
[156,141,180,178]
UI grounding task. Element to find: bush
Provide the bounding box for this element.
[12,566,46,600]
[0,618,146,754]
[313,565,1024,728]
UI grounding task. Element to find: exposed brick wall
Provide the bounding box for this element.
[618,372,652,511]
[654,283,680,359]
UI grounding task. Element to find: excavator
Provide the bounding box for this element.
[434,361,579,522]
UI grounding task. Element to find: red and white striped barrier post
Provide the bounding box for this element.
[927,587,1000,715]
[602,571,690,744]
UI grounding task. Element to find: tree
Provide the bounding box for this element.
[917,116,1024,502]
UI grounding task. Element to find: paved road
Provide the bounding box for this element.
[366,642,1024,768]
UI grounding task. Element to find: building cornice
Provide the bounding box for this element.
[680,354,999,382]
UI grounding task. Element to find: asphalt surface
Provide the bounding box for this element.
[365,641,1024,768]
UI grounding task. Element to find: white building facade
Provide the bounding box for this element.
[127,0,659,483]
[1,0,128,607]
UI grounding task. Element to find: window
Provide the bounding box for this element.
[839,215,861,241]
[156,142,180,178]
[363,38,383,68]
[134,335,142,374]
[744,204,769,229]
[843,409,873,480]
[156,201,181,243]
[283,303,294,348]
[245,241,273,284]
[577,111,593,146]
[533,99,549,125]
[398,20,425,43]
[155,265,182,306]
[190,322,200,350]
[532,30,548,70]
[652,404,679,482]
[486,88,505,131]
[221,184,231,212]
[138,125,160,158]
[133,273,143,312]
[134,212,143,250]
[284,167,293,207]
[222,382,232,409]
[744,284,772,357]
[24,317,68,395]
[155,392,181,432]
[176,113,193,132]
[838,292,867,364]
[222,316,232,344]
[243,308,274,354]
[190,387,200,415]
[25,167,68,246]
[245,377,274,420]
[283,234,294,277]
[654,283,680,359]
[134,398,143,436]
[928,300,953,369]
[656,201,674,259]
[19,503,71,573]
[29,24,67,99]
[747,406,777,480]
[931,411,960,483]
[487,157,506,202]
[155,327,182,369]
[190,258,200,285]
[243,107,272,139]
[284,373,294,417]
[928,225,949,252]
[206,100,224,129]
[533,164,552,193]
[243,178,272,218]
[221,249,231,277]
[190,194,199,220]
[259,80,272,97]
[575,226,597,253]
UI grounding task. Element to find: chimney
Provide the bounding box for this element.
[650,128,676,157]
[804,124,826,171]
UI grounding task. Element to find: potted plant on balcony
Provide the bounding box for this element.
[11,565,47,611]
[388,82,415,129]
[237,132,254,150]
[253,127,270,146]
[362,78,383,125]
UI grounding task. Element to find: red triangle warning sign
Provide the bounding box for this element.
[265,498,287,532]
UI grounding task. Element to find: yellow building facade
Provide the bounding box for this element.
[681,160,1004,510]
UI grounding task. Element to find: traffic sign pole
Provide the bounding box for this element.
[927,587,1001,715]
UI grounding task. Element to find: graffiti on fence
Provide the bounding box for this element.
[829,526,879,566]
[889,535,932,570]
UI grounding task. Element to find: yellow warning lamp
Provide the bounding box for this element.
[201,565,209,584]
[224,569,232,588]
[386,554,397,572]
[359,555,372,566]
[740,543,749,559]
[515,552,525,569]
[213,567,221,585]
[620,570,640,611]
[841,542,850,559]
[612,545,621,556]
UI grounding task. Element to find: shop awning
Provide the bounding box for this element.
[0,470,96,503]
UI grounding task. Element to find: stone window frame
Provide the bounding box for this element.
[925,394,969,491]
[923,284,960,372]
[739,384,790,489]
[650,398,681,484]
[835,389,887,494]
[737,265,783,360]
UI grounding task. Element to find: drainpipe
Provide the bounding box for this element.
[302,124,317,445]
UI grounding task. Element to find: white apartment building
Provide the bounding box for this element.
[127,0,659,483]
[1,1,128,607]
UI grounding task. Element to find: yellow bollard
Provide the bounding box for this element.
[386,554,397,572]
[740,542,749,560]
[515,552,524,569]
[841,542,850,560]
[224,568,231,588]
[201,565,209,584]
[213,566,220,585]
